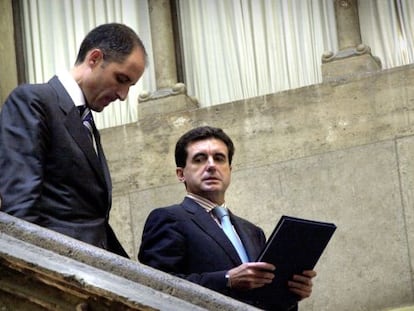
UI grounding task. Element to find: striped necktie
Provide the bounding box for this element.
[78,105,97,152]
[213,206,249,263]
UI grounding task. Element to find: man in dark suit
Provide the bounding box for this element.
[138,126,316,310]
[0,23,147,257]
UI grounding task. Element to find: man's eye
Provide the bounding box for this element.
[215,155,226,162]
[117,75,129,84]
[193,156,205,163]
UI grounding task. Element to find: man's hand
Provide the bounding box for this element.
[227,262,275,290]
[288,270,317,300]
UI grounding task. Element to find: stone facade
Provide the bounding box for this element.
[0,0,18,103]
[102,63,414,310]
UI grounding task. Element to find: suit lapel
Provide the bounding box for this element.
[64,107,107,185]
[94,128,112,207]
[49,77,108,188]
[182,198,243,265]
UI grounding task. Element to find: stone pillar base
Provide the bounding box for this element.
[138,83,199,120]
[322,44,382,82]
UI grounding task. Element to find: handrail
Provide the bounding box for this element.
[0,211,258,310]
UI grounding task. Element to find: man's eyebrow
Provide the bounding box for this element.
[192,152,207,158]
[192,151,227,158]
[213,151,227,156]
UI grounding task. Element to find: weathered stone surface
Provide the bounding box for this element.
[0,212,259,311]
[101,64,414,310]
[0,234,204,310]
[0,0,18,103]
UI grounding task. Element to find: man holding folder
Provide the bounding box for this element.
[138,126,317,310]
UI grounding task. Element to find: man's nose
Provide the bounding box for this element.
[117,85,130,101]
[206,157,216,169]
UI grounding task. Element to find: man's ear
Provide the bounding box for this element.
[176,167,185,182]
[87,49,103,67]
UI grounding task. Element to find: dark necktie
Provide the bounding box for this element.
[78,105,97,152]
[213,206,249,263]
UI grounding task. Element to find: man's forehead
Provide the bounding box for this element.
[187,138,228,154]
[113,48,146,82]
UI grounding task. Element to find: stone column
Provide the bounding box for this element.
[321,0,381,82]
[139,0,198,120]
[0,0,18,105]
[335,0,362,50]
[148,0,178,89]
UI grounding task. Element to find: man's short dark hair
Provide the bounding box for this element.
[75,23,147,65]
[175,126,235,167]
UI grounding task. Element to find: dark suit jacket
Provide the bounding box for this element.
[138,197,298,310]
[0,76,127,257]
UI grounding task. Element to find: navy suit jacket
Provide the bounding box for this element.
[139,197,296,309]
[0,76,127,257]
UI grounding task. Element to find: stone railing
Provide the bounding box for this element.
[0,212,258,310]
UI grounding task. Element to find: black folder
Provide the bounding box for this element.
[251,215,336,310]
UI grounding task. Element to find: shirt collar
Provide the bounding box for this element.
[57,70,86,108]
[186,193,226,213]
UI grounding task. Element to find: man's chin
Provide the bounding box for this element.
[92,104,105,112]
[201,185,222,193]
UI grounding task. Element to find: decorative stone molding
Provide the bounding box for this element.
[321,52,382,83]
[338,0,352,9]
[322,44,382,67]
[138,82,188,102]
[137,83,199,120]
